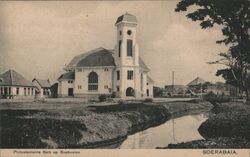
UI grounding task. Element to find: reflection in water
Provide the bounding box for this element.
[120,113,208,149]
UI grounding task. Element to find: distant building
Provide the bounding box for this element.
[163,85,187,96]
[57,13,154,99]
[32,78,51,98]
[206,82,238,96]
[187,77,206,87]
[187,77,238,97]
[0,69,35,99]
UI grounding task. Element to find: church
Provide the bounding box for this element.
[58,13,154,98]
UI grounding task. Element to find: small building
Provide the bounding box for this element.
[187,77,206,95]
[0,69,35,99]
[187,77,206,87]
[163,85,187,96]
[32,78,51,98]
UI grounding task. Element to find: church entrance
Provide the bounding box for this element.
[126,87,134,97]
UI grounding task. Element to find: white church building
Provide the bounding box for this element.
[58,13,154,98]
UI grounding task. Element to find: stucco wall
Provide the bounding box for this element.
[58,68,114,97]
[0,86,35,99]
[58,80,74,97]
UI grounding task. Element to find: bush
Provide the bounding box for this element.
[144,98,153,102]
[98,94,107,102]
[118,99,125,105]
[203,92,231,103]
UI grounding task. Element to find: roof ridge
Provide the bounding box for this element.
[10,69,14,85]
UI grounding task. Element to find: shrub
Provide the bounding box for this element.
[118,99,125,105]
[203,92,231,103]
[144,98,153,102]
[98,94,107,102]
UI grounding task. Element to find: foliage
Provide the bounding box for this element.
[153,86,163,97]
[175,0,250,101]
[203,91,231,103]
[144,98,153,102]
[98,94,107,102]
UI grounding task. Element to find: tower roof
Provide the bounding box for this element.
[115,12,138,25]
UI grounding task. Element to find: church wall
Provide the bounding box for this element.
[74,68,113,97]
[147,83,154,98]
[58,80,74,97]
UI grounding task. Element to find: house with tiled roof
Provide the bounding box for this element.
[0,69,35,99]
[58,13,154,98]
[32,78,51,98]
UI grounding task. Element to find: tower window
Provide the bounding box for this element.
[119,31,122,35]
[127,39,133,57]
[118,40,121,57]
[117,71,120,80]
[127,30,132,35]
[127,70,133,80]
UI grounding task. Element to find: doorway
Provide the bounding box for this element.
[126,87,134,97]
[68,88,74,96]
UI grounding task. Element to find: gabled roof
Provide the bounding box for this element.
[115,13,138,25]
[58,71,75,80]
[0,69,34,87]
[67,47,116,68]
[32,78,51,88]
[147,76,154,84]
[139,58,150,72]
[187,77,206,86]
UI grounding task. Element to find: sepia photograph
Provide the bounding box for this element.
[0,0,249,156]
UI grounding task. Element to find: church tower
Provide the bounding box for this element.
[114,13,140,98]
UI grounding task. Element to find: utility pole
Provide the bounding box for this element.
[172,71,175,95]
[172,119,175,142]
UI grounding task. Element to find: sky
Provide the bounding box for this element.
[0,1,228,87]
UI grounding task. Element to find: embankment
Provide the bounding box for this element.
[0,100,212,148]
[164,102,250,148]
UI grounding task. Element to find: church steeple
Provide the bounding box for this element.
[114,13,140,98]
[115,13,139,67]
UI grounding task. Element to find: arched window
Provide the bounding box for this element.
[88,72,98,91]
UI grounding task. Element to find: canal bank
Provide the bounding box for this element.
[162,102,250,148]
[0,100,213,148]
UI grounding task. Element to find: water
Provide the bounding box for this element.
[119,113,208,149]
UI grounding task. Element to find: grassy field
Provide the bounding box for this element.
[0,99,212,148]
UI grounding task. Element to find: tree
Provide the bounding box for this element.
[175,0,250,102]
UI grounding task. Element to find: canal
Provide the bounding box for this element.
[119,113,208,149]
